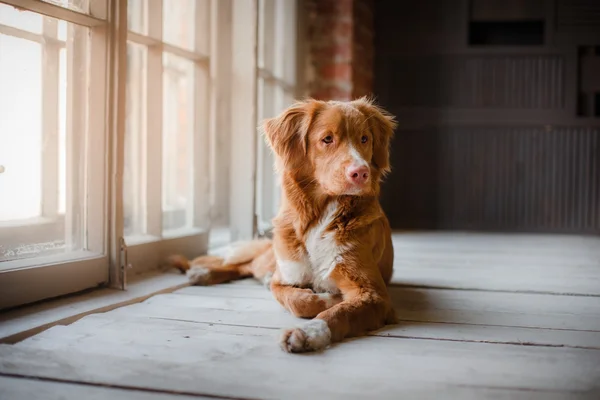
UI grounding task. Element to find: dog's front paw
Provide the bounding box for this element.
[280,319,331,353]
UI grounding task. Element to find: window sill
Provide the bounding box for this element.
[0,228,233,344]
[0,215,62,229]
[0,270,190,344]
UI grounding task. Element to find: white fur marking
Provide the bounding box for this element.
[278,259,312,286]
[281,319,331,353]
[262,271,274,290]
[304,201,348,292]
[317,292,340,308]
[349,144,368,168]
[186,267,211,285]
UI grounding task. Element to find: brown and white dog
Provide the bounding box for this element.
[170,97,397,353]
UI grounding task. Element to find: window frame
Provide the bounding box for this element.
[119,0,213,280]
[254,0,301,234]
[0,0,305,309]
[0,0,110,309]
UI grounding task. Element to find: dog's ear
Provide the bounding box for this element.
[353,97,397,176]
[262,100,322,169]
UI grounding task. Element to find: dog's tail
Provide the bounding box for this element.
[166,239,274,287]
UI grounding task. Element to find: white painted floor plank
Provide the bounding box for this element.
[145,286,600,332]
[174,284,271,299]
[81,293,598,349]
[3,233,600,399]
[390,233,600,295]
[0,376,211,400]
[0,271,189,343]
[20,309,600,358]
[4,335,600,399]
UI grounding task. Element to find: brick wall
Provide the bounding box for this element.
[305,0,375,101]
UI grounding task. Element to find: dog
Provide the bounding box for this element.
[169,97,397,353]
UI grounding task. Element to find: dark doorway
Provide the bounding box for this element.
[374,0,600,234]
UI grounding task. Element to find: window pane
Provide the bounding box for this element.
[258,0,275,71]
[0,36,42,221]
[127,0,146,35]
[194,0,210,55]
[279,0,297,85]
[255,78,277,231]
[58,48,67,214]
[0,4,43,34]
[255,78,295,231]
[162,52,194,232]
[40,0,99,15]
[162,0,195,51]
[124,43,147,237]
[0,17,91,263]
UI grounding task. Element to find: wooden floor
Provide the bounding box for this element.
[2,233,600,399]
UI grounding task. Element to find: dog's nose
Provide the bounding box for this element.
[346,165,370,185]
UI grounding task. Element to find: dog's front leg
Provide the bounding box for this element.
[270,272,342,319]
[279,261,395,353]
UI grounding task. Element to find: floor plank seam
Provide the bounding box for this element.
[0,373,260,400]
[393,319,600,333]
[147,316,600,349]
[373,333,600,350]
[177,281,600,298]
[170,292,270,299]
[453,383,599,396]
[388,284,600,298]
[148,314,600,334]
[147,316,280,331]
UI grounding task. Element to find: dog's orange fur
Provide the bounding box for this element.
[169,97,397,353]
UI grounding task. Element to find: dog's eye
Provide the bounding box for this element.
[361,135,368,144]
[322,135,333,144]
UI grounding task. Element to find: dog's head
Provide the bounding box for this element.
[263,97,396,197]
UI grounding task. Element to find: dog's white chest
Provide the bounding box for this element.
[305,201,342,279]
[276,201,346,293]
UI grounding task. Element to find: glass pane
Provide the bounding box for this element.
[124,43,147,237]
[40,0,97,15]
[58,48,67,214]
[0,16,90,264]
[162,0,195,51]
[162,52,194,232]
[0,4,43,34]
[258,0,275,71]
[255,79,295,231]
[0,36,42,221]
[127,0,146,35]
[194,0,210,55]
[255,78,276,231]
[58,20,68,41]
[280,0,297,85]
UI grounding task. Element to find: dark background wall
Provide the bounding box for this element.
[303,0,600,234]
[373,0,600,233]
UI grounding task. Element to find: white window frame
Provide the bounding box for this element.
[0,0,109,309]
[254,0,300,234]
[0,0,305,310]
[118,0,215,281]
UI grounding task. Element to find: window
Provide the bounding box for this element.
[0,0,301,309]
[0,0,108,309]
[255,0,298,234]
[122,0,211,273]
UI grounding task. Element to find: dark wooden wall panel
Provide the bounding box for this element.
[382,127,600,233]
[375,0,600,234]
[390,55,565,109]
[557,0,600,31]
